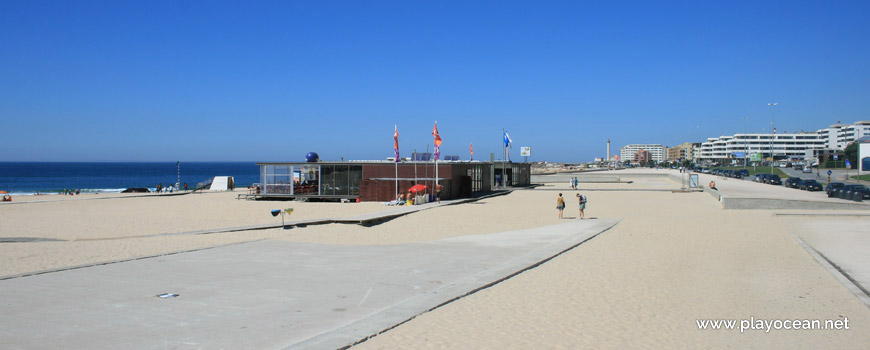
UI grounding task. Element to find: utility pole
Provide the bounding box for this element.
[768,102,778,174]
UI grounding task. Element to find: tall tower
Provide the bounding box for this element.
[606,139,611,161]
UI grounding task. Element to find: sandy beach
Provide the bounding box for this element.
[2,171,868,348]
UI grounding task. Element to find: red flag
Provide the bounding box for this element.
[469,143,473,160]
[394,125,399,162]
[432,122,442,160]
[432,122,442,147]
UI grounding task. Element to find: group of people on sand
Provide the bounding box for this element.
[155,183,188,193]
[556,191,587,219]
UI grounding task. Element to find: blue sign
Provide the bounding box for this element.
[833,154,838,160]
[846,159,851,168]
[827,170,832,176]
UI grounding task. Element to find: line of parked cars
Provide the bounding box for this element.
[783,176,823,191]
[697,167,867,201]
[700,168,750,179]
[826,182,870,201]
[752,173,783,185]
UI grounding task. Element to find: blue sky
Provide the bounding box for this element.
[2,1,869,162]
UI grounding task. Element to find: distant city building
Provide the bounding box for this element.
[667,142,700,162]
[696,121,870,163]
[815,121,870,150]
[620,144,667,164]
[697,132,825,162]
[633,149,651,163]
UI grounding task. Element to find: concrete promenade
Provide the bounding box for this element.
[0,219,618,350]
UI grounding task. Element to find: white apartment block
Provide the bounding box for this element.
[816,121,870,150]
[697,133,824,162]
[619,144,668,163]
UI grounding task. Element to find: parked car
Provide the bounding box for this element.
[802,166,813,173]
[839,184,870,200]
[735,169,750,178]
[767,174,782,185]
[723,170,734,178]
[784,177,802,188]
[753,174,764,182]
[826,182,845,197]
[799,179,823,191]
[758,173,772,184]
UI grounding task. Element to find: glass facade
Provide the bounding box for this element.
[260,163,362,197]
[320,164,363,196]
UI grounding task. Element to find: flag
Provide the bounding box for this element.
[469,143,473,161]
[504,131,512,161]
[432,121,442,160]
[394,125,399,162]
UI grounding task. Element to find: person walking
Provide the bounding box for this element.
[556,193,565,219]
[576,193,587,219]
[573,177,579,190]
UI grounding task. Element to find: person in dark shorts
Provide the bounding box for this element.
[576,193,587,219]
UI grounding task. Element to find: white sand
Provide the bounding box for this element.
[2,178,868,348]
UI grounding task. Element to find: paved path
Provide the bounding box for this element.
[0,219,619,350]
[794,220,870,307]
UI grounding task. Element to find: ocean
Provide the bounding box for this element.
[0,162,260,195]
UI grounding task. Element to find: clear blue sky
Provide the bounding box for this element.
[2,1,869,162]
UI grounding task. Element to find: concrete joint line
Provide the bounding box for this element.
[338,219,622,350]
[790,233,870,308]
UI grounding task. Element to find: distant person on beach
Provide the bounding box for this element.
[157,183,163,193]
[556,193,565,219]
[709,181,717,190]
[184,183,188,191]
[573,177,579,189]
[569,178,574,189]
[576,193,587,219]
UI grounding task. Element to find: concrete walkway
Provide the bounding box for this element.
[793,220,870,307]
[0,219,619,350]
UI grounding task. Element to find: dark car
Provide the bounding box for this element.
[839,184,870,200]
[735,169,750,178]
[723,170,734,178]
[767,174,782,185]
[826,182,844,196]
[799,179,823,191]
[784,177,802,188]
[753,174,764,182]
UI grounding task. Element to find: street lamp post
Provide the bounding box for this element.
[768,102,777,174]
[743,116,749,169]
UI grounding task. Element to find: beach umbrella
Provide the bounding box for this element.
[408,184,428,193]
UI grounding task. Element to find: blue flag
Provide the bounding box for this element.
[503,131,512,148]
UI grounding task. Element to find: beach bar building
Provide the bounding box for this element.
[256,161,530,201]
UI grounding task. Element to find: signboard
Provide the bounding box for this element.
[861,143,870,172]
[750,153,762,162]
[520,147,531,157]
[689,174,699,188]
[732,151,745,158]
[833,154,839,160]
[846,159,851,168]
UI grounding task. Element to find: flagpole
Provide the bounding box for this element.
[502,129,506,188]
[394,125,399,199]
[434,121,439,196]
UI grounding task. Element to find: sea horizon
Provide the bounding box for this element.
[0,161,261,195]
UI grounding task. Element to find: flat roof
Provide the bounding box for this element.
[256,160,500,165]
